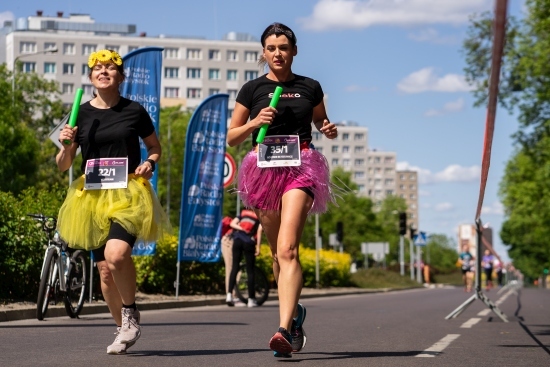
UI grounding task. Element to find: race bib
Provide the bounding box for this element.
[84,158,128,190]
[257,135,301,168]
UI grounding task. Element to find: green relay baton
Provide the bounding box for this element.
[256,86,283,144]
[63,88,83,145]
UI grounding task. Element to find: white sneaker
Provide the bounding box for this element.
[247,298,258,308]
[106,327,136,355]
[118,307,141,344]
[226,293,234,306]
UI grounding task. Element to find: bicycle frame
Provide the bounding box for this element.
[40,241,69,292]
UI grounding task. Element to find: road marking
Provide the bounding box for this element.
[461,317,481,328]
[416,334,460,357]
[477,309,491,316]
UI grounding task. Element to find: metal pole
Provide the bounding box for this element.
[89,256,94,303]
[315,214,320,288]
[175,261,180,299]
[410,238,414,280]
[416,245,422,283]
[399,235,404,276]
[166,117,171,217]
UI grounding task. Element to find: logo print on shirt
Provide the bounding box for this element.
[268,92,301,98]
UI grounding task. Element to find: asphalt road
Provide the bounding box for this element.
[0,286,548,366]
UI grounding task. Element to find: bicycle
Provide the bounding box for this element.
[31,214,87,320]
[234,261,270,306]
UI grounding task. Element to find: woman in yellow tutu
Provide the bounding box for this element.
[56,49,169,355]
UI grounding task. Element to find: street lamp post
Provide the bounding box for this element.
[12,47,58,105]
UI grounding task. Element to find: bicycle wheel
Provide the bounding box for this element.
[36,249,57,321]
[64,250,87,318]
[234,265,270,306]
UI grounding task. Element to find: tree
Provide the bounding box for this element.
[463,0,550,278]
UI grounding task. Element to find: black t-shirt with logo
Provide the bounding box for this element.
[236,74,324,147]
[74,97,155,174]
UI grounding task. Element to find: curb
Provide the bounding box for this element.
[0,287,421,323]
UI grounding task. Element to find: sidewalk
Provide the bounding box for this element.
[0,287,403,322]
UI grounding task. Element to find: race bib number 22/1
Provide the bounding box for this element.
[257,135,301,168]
[84,158,128,190]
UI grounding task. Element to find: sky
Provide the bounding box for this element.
[1,0,526,262]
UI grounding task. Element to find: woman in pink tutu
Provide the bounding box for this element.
[227,22,338,358]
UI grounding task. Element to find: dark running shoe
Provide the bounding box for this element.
[291,303,307,352]
[269,327,293,357]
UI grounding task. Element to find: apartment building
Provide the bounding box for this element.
[366,150,397,206]
[395,170,419,231]
[1,11,262,111]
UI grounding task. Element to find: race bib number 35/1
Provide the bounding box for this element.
[257,135,301,168]
[84,158,128,190]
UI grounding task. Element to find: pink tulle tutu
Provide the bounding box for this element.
[237,147,335,214]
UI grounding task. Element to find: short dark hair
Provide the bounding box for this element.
[260,23,297,48]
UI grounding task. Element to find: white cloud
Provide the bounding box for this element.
[397,161,480,184]
[435,202,454,212]
[0,11,14,27]
[345,84,377,93]
[424,98,465,117]
[481,201,504,215]
[299,0,491,31]
[407,28,459,44]
[397,68,472,94]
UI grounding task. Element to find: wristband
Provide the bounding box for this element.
[145,158,156,172]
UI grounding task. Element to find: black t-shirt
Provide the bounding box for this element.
[236,74,324,146]
[75,97,155,174]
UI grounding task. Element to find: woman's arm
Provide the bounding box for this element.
[255,225,263,256]
[135,132,161,179]
[312,101,338,139]
[227,102,276,147]
[229,217,244,232]
[56,125,79,172]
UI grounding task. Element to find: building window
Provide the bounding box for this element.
[82,44,97,55]
[386,190,394,195]
[358,184,366,192]
[374,178,381,185]
[342,146,349,153]
[374,167,382,174]
[187,68,201,79]
[385,156,394,163]
[20,42,37,53]
[209,88,220,96]
[342,133,349,140]
[332,158,339,165]
[374,156,381,163]
[354,133,364,140]
[228,89,238,99]
[63,43,75,55]
[208,68,220,80]
[245,51,258,62]
[164,67,179,78]
[354,146,364,153]
[228,108,234,119]
[227,70,238,81]
[354,171,365,179]
[227,50,238,61]
[409,184,416,190]
[105,45,120,52]
[312,132,321,140]
[44,42,56,51]
[410,194,416,200]
[410,213,416,219]
[81,64,88,75]
[385,179,394,185]
[410,204,417,209]
[343,159,350,166]
[399,184,405,190]
[63,63,75,75]
[355,159,365,166]
[400,174,405,180]
[187,48,202,60]
[44,62,56,74]
[128,46,139,52]
[187,88,202,99]
[164,48,179,59]
[385,168,393,174]
[245,70,258,81]
[22,62,36,73]
[410,174,416,180]
[164,87,179,98]
[316,147,323,153]
[82,84,94,95]
[209,49,220,60]
[375,190,382,197]
[62,83,74,94]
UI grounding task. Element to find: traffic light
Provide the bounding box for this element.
[410,225,416,240]
[399,212,407,235]
[336,221,343,242]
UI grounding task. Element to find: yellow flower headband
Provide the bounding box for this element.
[88,49,123,68]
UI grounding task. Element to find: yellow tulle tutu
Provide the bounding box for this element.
[57,174,170,251]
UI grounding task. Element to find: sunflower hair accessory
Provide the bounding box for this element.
[88,49,123,68]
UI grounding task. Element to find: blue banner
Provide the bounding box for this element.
[119,47,163,256]
[178,94,229,262]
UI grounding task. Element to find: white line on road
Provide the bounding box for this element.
[461,317,482,328]
[477,309,491,316]
[416,334,461,357]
